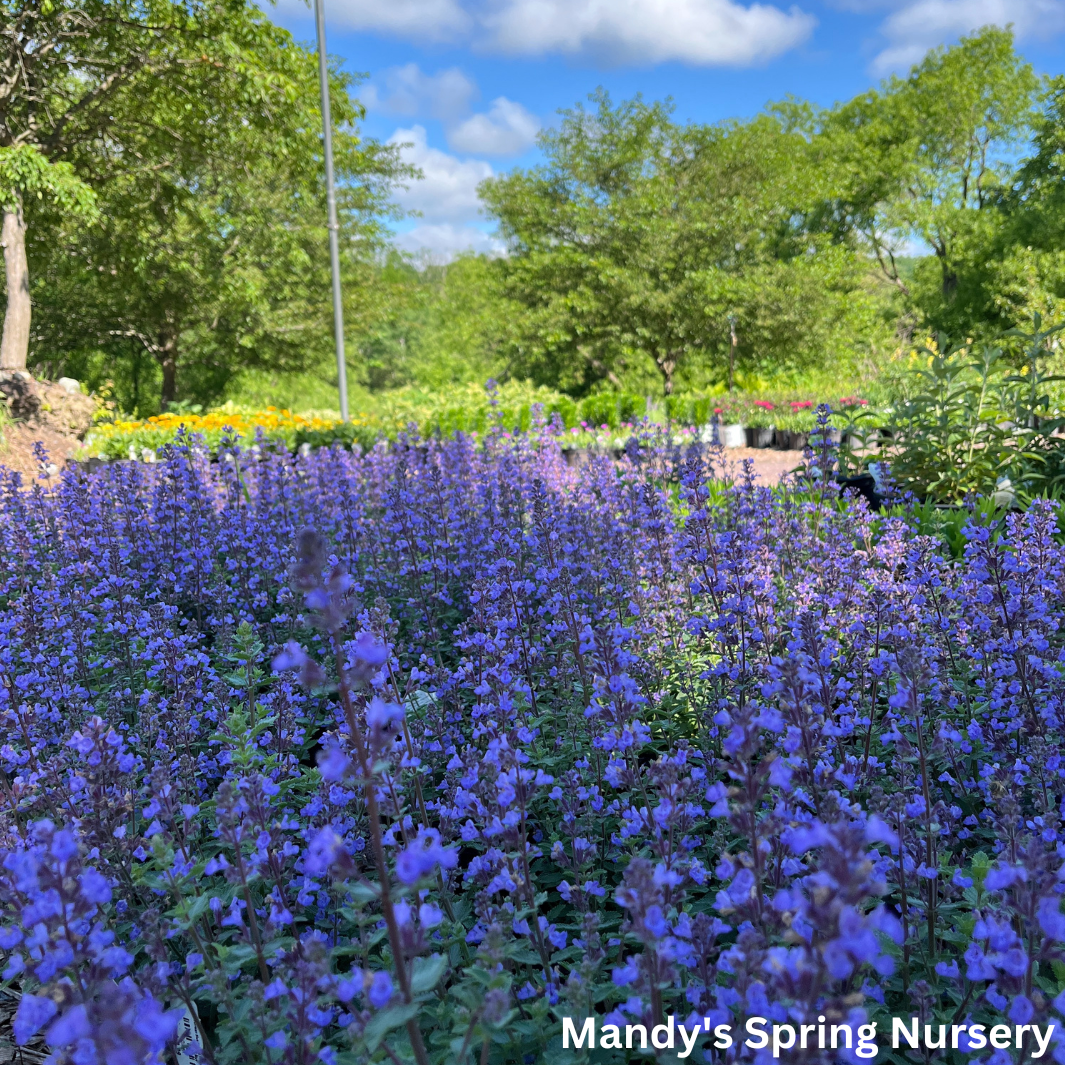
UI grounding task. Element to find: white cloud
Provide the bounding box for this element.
[364,68,538,158]
[448,97,541,155]
[362,64,478,122]
[480,0,816,66]
[868,0,1065,73]
[388,125,494,223]
[821,0,896,9]
[392,223,506,260]
[271,0,470,41]
[277,0,815,66]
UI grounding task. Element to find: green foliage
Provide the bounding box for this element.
[825,25,1038,322]
[853,320,1065,502]
[0,145,96,217]
[480,91,894,398]
[11,14,1065,428]
[25,9,407,410]
[880,496,1006,558]
[352,253,514,393]
[577,391,646,428]
[906,73,1065,340]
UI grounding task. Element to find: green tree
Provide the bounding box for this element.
[956,76,1065,333]
[480,92,885,397]
[826,26,1039,328]
[0,146,97,371]
[1,0,245,372]
[27,17,404,409]
[354,253,511,393]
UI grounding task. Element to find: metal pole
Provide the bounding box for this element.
[727,314,737,393]
[313,0,349,422]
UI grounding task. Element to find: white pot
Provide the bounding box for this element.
[721,423,746,448]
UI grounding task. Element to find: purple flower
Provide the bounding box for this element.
[50,830,78,863]
[47,1005,91,1047]
[643,905,668,939]
[317,746,351,782]
[1038,896,1065,941]
[132,998,179,1044]
[14,994,58,1044]
[985,865,1028,891]
[79,868,111,905]
[419,903,444,928]
[395,828,458,884]
[273,641,310,672]
[304,827,346,876]
[1009,995,1034,1025]
[368,971,393,1009]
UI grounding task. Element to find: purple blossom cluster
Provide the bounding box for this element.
[1,424,1065,1063]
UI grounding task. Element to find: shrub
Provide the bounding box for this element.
[575,392,647,430]
[855,327,1065,502]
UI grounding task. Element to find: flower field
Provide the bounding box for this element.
[86,407,356,461]
[3,428,1065,1064]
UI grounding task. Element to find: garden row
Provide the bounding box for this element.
[85,382,875,462]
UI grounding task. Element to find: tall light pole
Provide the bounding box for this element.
[313,0,349,422]
[727,313,737,393]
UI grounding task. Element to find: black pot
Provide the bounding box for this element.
[788,431,809,451]
[746,426,775,448]
[836,472,883,510]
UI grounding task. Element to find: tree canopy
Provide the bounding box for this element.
[479,92,893,396]
[4,0,406,406]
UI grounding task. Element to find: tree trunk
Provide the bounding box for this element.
[936,245,958,301]
[0,200,31,372]
[157,329,178,407]
[941,265,958,301]
[657,353,677,396]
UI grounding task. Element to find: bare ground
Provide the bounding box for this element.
[717,446,807,485]
[0,421,89,483]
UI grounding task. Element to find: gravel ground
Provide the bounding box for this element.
[0,436,809,487]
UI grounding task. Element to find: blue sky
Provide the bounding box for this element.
[269,0,1065,259]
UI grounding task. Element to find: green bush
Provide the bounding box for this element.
[844,322,1065,502]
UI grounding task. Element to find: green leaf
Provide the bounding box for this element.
[173,892,213,927]
[362,1002,420,1052]
[410,954,448,995]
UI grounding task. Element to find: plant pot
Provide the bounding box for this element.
[836,472,883,510]
[788,431,809,451]
[772,429,793,450]
[721,423,746,448]
[747,426,775,448]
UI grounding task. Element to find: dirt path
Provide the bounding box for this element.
[717,447,807,485]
